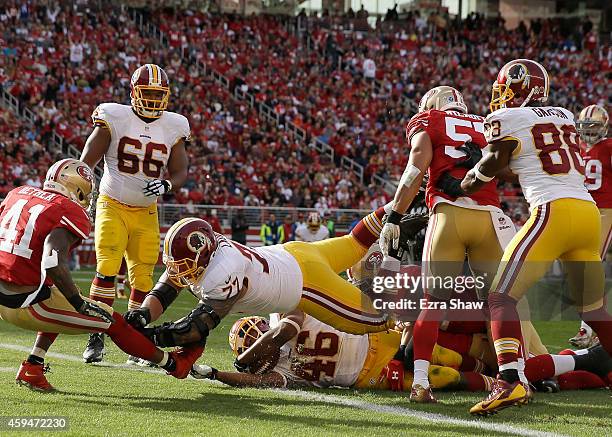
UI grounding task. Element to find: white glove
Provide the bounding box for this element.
[190,364,217,380]
[379,222,400,257]
[143,179,172,197]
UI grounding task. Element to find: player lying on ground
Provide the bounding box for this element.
[436,58,612,415]
[0,159,195,392]
[123,209,428,375]
[190,311,497,393]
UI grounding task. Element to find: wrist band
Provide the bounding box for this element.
[474,167,494,183]
[279,318,301,333]
[387,210,403,225]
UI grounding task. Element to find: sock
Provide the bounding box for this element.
[413,359,430,388]
[580,307,612,356]
[552,354,576,375]
[90,273,116,307]
[558,370,605,390]
[106,313,160,362]
[489,292,523,382]
[128,289,148,311]
[580,320,592,336]
[159,352,177,372]
[27,332,59,364]
[27,354,44,365]
[524,354,555,382]
[518,354,528,385]
[462,372,495,391]
[413,295,443,361]
[350,206,386,247]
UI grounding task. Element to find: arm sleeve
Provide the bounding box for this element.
[58,204,91,241]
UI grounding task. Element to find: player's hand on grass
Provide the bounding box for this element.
[124,307,151,329]
[190,364,218,380]
[68,295,114,324]
[143,179,172,197]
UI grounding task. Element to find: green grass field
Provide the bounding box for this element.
[0,268,610,437]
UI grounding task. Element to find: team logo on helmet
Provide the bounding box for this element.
[507,63,529,87]
[187,231,211,253]
[76,165,93,182]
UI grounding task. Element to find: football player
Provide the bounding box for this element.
[438,59,612,415]
[295,212,330,242]
[569,104,610,348]
[0,159,193,391]
[379,86,518,403]
[122,207,401,374]
[79,64,190,362]
[190,312,496,393]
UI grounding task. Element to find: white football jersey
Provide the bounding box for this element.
[271,314,369,388]
[294,224,329,242]
[92,103,190,207]
[190,235,303,314]
[485,106,593,208]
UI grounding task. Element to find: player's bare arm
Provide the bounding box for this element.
[380,131,432,255]
[44,228,113,323]
[192,365,286,388]
[166,139,188,192]
[461,139,517,195]
[80,125,111,169]
[234,310,305,372]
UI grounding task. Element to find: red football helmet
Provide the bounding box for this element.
[130,64,170,118]
[490,59,549,112]
[163,218,217,287]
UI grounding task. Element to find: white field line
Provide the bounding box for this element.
[0,344,567,437]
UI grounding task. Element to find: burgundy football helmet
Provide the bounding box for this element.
[490,59,549,112]
[130,64,170,118]
[163,218,217,287]
[228,316,271,357]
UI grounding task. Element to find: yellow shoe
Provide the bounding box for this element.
[409,384,437,403]
[469,378,529,416]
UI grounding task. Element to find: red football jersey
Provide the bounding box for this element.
[406,110,500,210]
[0,186,91,286]
[581,138,612,208]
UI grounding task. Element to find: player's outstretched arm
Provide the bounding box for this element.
[234,310,304,373]
[80,126,111,169]
[381,131,432,256]
[44,228,113,323]
[461,139,517,195]
[191,365,286,388]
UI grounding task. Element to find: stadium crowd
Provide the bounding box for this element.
[1,2,608,224]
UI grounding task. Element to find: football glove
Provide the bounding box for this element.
[124,307,151,329]
[67,295,114,324]
[456,141,483,169]
[436,172,465,198]
[379,210,402,257]
[143,179,172,197]
[190,364,218,380]
[383,359,405,391]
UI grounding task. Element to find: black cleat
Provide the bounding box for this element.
[83,333,105,363]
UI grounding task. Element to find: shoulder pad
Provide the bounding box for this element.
[91,103,128,129]
[165,111,192,143]
[406,110,438,143]
[484,108,530,143]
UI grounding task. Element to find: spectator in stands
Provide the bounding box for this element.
[282,215,294,242]
[348,212,361,232]
[325,214,335,237]
[260,213,284,246]
[205,209,223,234]
[231,209,249,245]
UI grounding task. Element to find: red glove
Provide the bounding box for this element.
[383,359,405,391]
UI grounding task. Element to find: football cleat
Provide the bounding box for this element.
[83,333,105,363]
[16,361,55,392]
[126,355,156,367]
[470,378,529,416]
[167,346,205,379]
[409,384,437,403]
[569,328,599,348]
[116,286,127,300]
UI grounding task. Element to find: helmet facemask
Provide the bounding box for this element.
[228,317,271,357]
[163,252,206,288]
[131,86,170,119]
